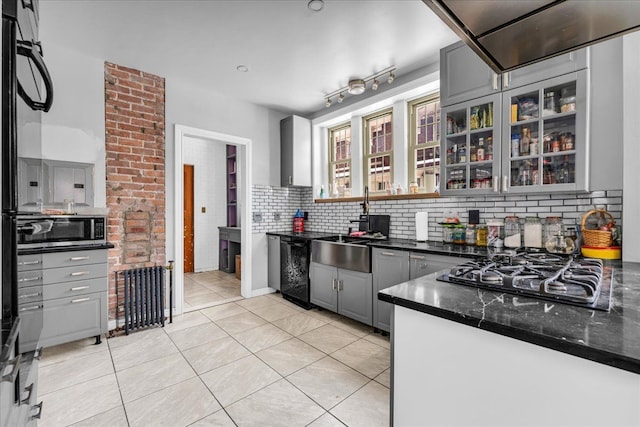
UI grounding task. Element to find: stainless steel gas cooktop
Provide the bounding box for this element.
[438,251,612,311]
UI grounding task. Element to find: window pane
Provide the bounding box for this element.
[410,97,440,192]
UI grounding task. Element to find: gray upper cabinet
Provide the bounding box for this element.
[372,248,409,332]
[280,115,311,187]
[503,48,589,91]
[267,235,281,291]
[440,41,501,107]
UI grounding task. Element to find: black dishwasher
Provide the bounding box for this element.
[279,235,311,309]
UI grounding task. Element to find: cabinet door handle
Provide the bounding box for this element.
[492,72,499,90]
[31,401,44,420]
[70,256,90,261]
[493,176,499,192]
[288,176,293,185]
[70,286,90,291]
[70,271,90,276]
[21,383,34,404]
[503,71,509,88]
[381,252,396,256]
[20,305,42,312]
[19,292,41,299]
[331,278,336,291]
[1,353,21,383]
[19,276,40,282]
[71,297,90,303]
[338,280,343,291]
[503,175,509,192]
[19,260,40,266]
[410,255,426,260]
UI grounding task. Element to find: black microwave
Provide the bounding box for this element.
[17,215,106,248]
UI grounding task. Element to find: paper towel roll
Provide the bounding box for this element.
[416,212,429,241]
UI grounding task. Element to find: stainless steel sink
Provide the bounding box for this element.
[311,238,371,273]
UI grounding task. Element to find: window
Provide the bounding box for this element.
[363,109,393,193]
[409,95,440,192]
[328,123,352,194]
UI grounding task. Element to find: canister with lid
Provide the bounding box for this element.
[465,224,476,245]
[545,216,563,246]
[486,219,504,248]
[524,217,543,248]
[452,225,466,245]
[443,225,454,244]
[504,216,522,248]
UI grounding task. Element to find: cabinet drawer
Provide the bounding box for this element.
[17,254,43,271]
[42,249,107,268]
[48,278,107,300]
[18,285,43,306]
[43,263,107,285]
[20,292,107,352]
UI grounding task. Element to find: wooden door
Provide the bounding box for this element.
[184,165,195,273]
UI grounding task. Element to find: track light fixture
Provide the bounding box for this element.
[323,66,396,108]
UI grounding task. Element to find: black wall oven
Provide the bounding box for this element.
[2,0,52,422]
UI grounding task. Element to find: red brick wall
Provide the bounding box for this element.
[104,62,166,322]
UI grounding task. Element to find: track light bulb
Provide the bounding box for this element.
[371,79,379,90]
[325,98,332,108]
[337,93,345,103]
[387,72,395,84]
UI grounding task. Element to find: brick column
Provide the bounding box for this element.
[104,62,166,322]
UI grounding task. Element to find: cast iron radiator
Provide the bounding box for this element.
[116,266,168,335]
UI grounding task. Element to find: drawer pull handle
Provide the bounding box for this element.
[70,256,90,261]
[20,305,42,312]
[410,255,426,260]
[31,401,43,420]
[21,383,34,404]
[19,276,40,282]
[70,271,90,276]
[1,353,21,383]
[381,252,396,256]
[19,292,41,299]
[20,260,40,266]
[71,297,90,303]
[70,286,90,291]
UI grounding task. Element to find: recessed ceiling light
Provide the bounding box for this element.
[307,0,324,12]
[236,65,249,72]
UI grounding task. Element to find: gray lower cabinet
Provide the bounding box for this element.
[372,249,409,333]
[310,261,373,326]
[267,235,281,290]
[18,249,108,352]
[409,252,463,279]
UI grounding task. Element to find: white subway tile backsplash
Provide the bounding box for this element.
[252,185,623,241]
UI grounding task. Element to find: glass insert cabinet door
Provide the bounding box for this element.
[440,93,502,195]
[501,70,588,194]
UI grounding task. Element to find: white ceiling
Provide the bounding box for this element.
[40,0,459,116]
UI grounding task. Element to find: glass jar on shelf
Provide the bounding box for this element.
[465,224,476,245]
[443,225,454,244]
[544,216,563,246]
[453,225,466,245]
[486,219,504,248]
[504,216,522,248]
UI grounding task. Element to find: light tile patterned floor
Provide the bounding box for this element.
[38,294,390,427]
[184,270,242,310]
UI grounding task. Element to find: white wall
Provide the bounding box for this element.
[183,136,227,272]
[40,44,106,207]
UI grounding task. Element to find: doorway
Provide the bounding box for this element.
[183,164,195,273]
[174,125,253,316]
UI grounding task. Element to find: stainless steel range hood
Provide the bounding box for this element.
[424,0,640,72]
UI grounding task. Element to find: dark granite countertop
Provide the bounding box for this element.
[18,242,114,255]
[266,231,340,240]
[379,260,640,374]
[367,238,489,258]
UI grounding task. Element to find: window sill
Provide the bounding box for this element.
[314,192,441,203]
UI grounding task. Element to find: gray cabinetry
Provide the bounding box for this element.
[503,48,588,91]
[219,226,241,273]
[267,235,281,291]
[440,41,501,107]
[280,115,311,187]
[310,261,338,312]
[372,249,409,333]
[18,249,108,352]
[310,261,373,325]
[410,253,464,278]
